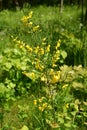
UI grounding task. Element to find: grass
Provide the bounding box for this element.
[0,5,84,66]
[0,5,87,130]
[0,5,82,51]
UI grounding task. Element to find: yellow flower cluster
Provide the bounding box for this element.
[35,61,44,71]
[21,16,28,23]
[39,48,44,55]
[55,39,61,50]
[13,38,25,49]
[33,97,48,112]
[32,58,44,71]
[41,75,47,83]
[38,102,47,111]
[33,100,37,105]
[25,45,33,52]
[52,40,61,67]
[51,74,60,84]
[21,11,33,27]
[12,35,61,80]
[22,71,35,79]
[13,37,33,53]
[52,50,60,65]
[21,11,41,34]
[34,46,44,55]
[28,11,33,18]
[34,46,39,54]
[50,70,60,84]
[41,69,60,84]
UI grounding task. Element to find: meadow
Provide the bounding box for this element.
[0,5,87,130]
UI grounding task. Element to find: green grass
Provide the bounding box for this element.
[0,5,82,51]
[0,5,84,61]
[0,5,87,130]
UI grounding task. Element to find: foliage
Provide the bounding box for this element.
[0,6,87,130]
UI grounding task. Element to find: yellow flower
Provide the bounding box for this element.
[49,69,54,75]
[21,16,28,23]
[34,46,39,54]
[51,73,60,84]
[46,45,50,52]
[16,40,21,44]
[34,100,37,105]
[25,22,33,27]
[35,62,40,69]
[62,84,68,89]
[29,72,35,79]
[56,50,60,55]
[42,103,47,108]
[65,103,69,108]
[56,39,61,50]
[35,61,44,71]
[42,37,46,42]
[38,98,42,103]
[56,71,60,76]
[33,25,39,32]
[51,75,58,83]
[23,72,35,79]
[28,11,33,19]
[28,21,33,26]
[41,76,47,82]
[52,63,57,68]
[42,42,46,45]
[47,105,52,110]
[39,48,44,55]
[13,37,17,42]
[19,45,23,48]
[26,45,33,52]
[21,11,33,25]
[52,50,60,63]
[38,106,43,111]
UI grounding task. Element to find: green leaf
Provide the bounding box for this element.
[72,82,84,89]
[4,103,10,112]
[0,83,6,94]
[0,113,3,120]
[5,62,12,69]
[64,122,71,128]
[61,50,67,59]
[58,117,64,123]
[83,112,87,117]
[70,111,77,116]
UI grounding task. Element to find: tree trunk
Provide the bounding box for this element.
[0,0,2,10]
[60,0,63,13]
[13,0,19,6]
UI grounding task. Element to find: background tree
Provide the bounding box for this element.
[84,0,87,23]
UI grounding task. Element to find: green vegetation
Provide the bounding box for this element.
[0,5,87,130]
